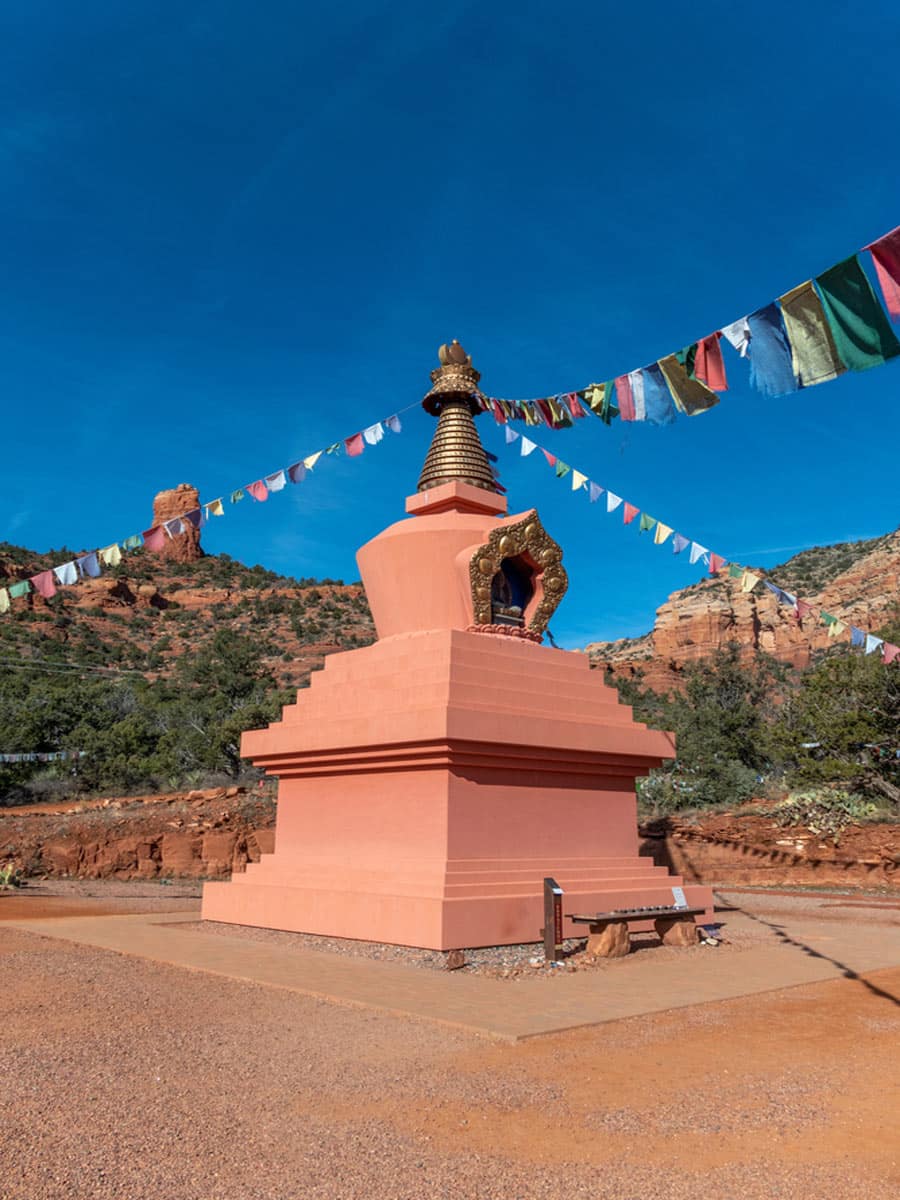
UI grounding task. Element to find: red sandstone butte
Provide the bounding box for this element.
[151,484,203,562]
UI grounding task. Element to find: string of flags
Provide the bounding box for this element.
[0,751,87,763]
[500,425,900,667]
[0,409,409,614]
[477,224,900,430]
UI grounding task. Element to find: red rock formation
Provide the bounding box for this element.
[588,529,900,691]
[151,484,203,562]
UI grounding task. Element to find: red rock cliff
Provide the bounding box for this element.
[151,484,203,563]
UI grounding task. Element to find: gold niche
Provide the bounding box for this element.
[468,510,567,636]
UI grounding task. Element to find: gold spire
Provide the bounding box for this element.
[417,341,499,494]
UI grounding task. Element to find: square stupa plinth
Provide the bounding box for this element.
[202,346,713,947]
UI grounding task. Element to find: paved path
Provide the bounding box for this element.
[8,891,900,1040]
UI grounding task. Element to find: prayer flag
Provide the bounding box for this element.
[566,392,587,419]
[721,317,751,357]
[77,552,101,578]
[728,564,743,579]
[207,498,225,516]
[8,580,31,599]
[623,503,639,525]
[122,535,141,550]
[828,620,846,639]
[100,544,122,567]
[865,634,884,655]
[816,255,900,370]
[796,599,815,620]
[520,436,537,457]
[747,303,798,396]
[820,612,837,625]
[606,492,623,513]
[165,518,185,535]
[183,509,205,528]
[246,480,269,501]
[142,527,166,551]
[547,398,572,428]
[584,382,618,424]
[504,426,520,444]
[850,626,866,648]
[638,513,657,534]
[672,533,690,554]
[866,226,900,319]
[491,400,507,424]
[0,588,8,614]
[694,333,728,391]
[555,460,571,479]
[230,489,245,504]
[627,370,646,421]
[265,470,287,492]
[542,449,557,468]
[764,581,783,599]
[287,462,305,484]
[781,591,797,608]
[385,415,402,433]
[53,561,78,586]
[654,522,673,546]
[303,452,322,470]
[521,402,540,426]
[345,433,365,457]
[31,570,57,599]
[708,553,726,574]
[589,482,604,503]
[657,354,720,415]
[535,399,554,427]
[741,570,760,593]
[883,642,900,665]
[614,375,636,421]
[363,423,384,445]
[689,543,708,565]
[779,281,845,386]
[571,469,587,491]
[641,364,677,425]
[325,442,341,455]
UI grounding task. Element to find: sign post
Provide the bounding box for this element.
[542,877,564,963]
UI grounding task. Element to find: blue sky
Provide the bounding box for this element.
[2,2,899,647]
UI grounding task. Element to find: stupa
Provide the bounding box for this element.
[202,342,713,948]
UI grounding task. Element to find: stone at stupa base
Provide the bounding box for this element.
[201,629,713,949]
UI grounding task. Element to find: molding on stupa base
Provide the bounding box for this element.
[406,480,507,517]
[466,623,543,643]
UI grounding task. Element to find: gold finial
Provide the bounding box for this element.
[417,341,499,494]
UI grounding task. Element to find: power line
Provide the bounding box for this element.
[0,656,147,679]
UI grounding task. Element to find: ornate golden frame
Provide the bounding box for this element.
[468,510,567,636]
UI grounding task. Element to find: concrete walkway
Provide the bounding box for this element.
[8,892,900,1041]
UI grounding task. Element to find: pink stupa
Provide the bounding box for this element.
[201,342,713,948]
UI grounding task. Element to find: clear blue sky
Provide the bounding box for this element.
[2,2,899,647]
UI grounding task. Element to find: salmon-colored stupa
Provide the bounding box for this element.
[202,342,713,948]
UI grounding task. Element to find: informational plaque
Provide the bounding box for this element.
[671,885,687,909]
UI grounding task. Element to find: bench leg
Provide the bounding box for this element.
[585,920,630,958]
[654,916,699,947]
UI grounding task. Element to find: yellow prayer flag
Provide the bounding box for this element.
[827,620,847,639]
[208,498,225,517]
[99,543,122,567]
[571,469,587,491]
[741,571,761,593]
[0,588,8,615]
[303,451,323,470]
[657,355,720,416]
[653,522,673,545]
[779,280,845,387]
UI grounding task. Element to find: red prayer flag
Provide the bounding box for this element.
[883,642,900,664]
[31,570,57,599]
[708,553,726,574]
[490,400,508,424]
[535,399,555,427]
[246,480,269,501]
[345,433,365,457]
[567,392,587,419]
[622,502,639,525]
[694,333,729,390]
[541,448,557,468]
[867,226,900,320]
[795,599,815,621]
[614,375,636,421]
[142,526,166,551]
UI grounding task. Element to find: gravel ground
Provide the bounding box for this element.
[4,887,900,1199]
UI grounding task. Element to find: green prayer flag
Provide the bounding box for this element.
[8,580,32,599]
[816,255,900,371]
[638,513,657,533]
[674,344,697,378]
[122,535,141,551]
[555,461,571,479]
[728,564,743,579]
[821,612,837,625]
[326,443,341,454]
[230,489,244,504]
